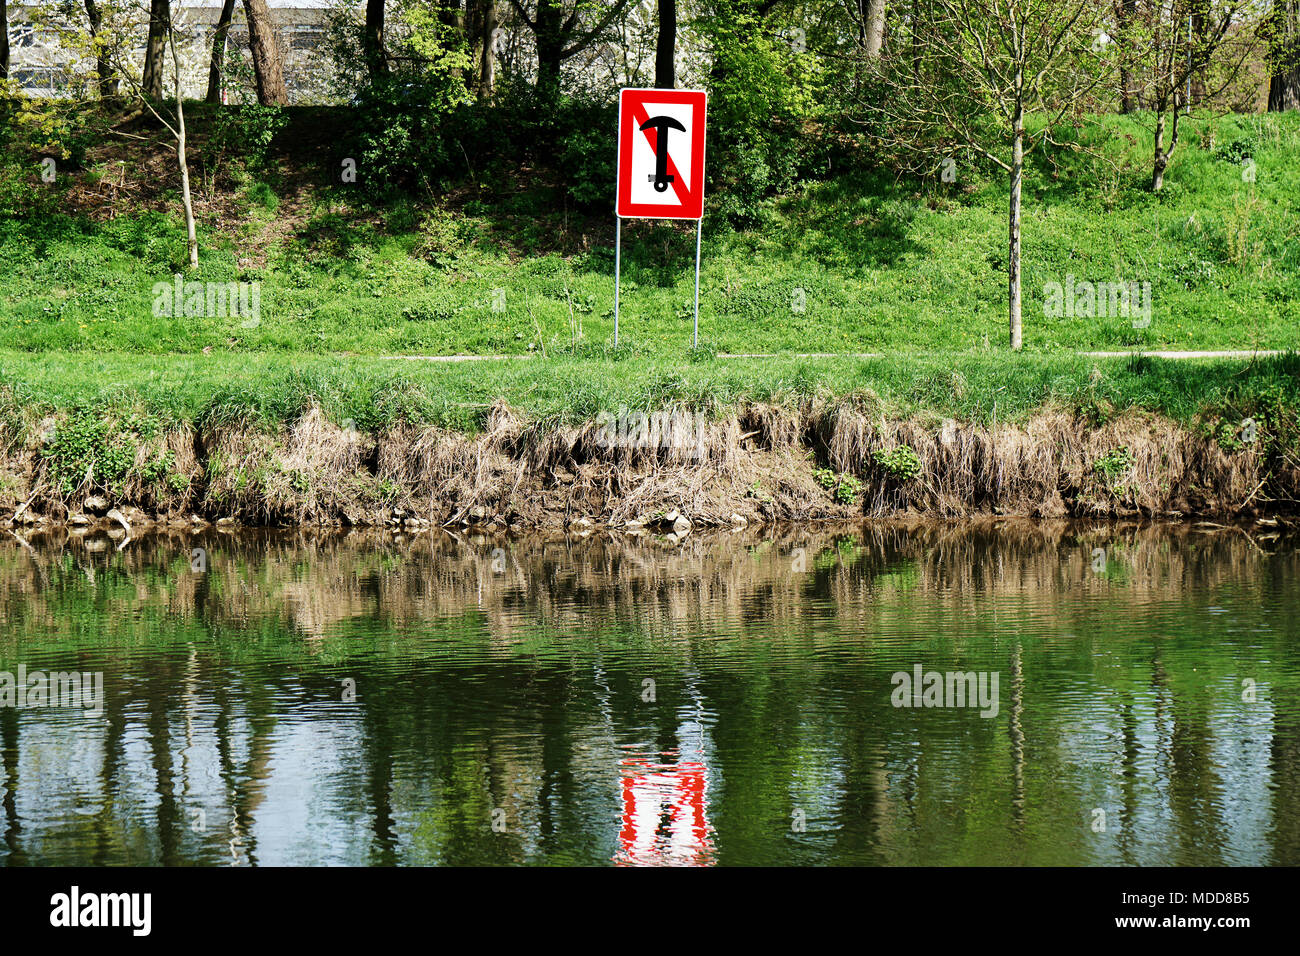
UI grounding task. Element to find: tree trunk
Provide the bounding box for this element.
[142,0,170,99]
[476,0,498,102]
[535,0,565,99]
[1271,68,1300,110]
[1152,113,1165,190]
[84,0,119,97]
[441,1,466,81]
[364,0,387,81]
[243,0,289,105]
[1151,109,1179,191]
[1117,0,1137,112]
[170,25,199,268]
[1,0,10,81]
[863,0,885,59]
[205,0,237,103]
[656,0,677,88]
[1008,115,1023,351]
[1268,2,1300,110]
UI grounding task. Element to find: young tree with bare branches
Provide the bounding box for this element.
[1137,0,1258,190]
[869,0,1109,349]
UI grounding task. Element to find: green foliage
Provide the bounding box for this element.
[814,468,864,504]
[39,407,164,497]
[872,446,923,482]
[1094,446,1132,490]
[695,1,830,225]
[1214,133,1258,165]
[0,82,97,166]
[556,101,617,208]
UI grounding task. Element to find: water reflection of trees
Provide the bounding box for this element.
[0,521,1295,865]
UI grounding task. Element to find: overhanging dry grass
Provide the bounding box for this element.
[3,399,1295,528]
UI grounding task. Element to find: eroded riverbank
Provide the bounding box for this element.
[4,399,1298,534]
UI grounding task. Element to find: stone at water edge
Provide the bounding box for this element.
[107,509,132,535]
[672,515,692,534]
[83,496,110,515]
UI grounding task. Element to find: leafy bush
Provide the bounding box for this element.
[814,467,865,504]
[872,445,923,482]
[40,408,166,498]
[556,101,617,208]
[1214,134,1258,165]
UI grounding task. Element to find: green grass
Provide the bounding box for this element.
[3,350,1297,437]
[2,111,1298,358]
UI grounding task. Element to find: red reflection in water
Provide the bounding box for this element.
[615,753,715,866]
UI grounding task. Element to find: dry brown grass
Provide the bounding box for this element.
[3,400,1295,530]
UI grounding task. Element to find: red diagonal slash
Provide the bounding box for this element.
[631,102,693,208]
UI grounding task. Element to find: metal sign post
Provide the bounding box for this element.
[693,217,702,349]
[614,216,622,347]
[613,88,708,352]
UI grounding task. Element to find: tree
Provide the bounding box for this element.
[243,0,288,105]
[507,0,638,98]
[365,0,388,79]
[1,0,10,81]
[1266,0,1300,110]
[471,0,498,100]
[141,0,169,98]
[91,2,201,266]
[871,0,1107,349]
[1141,0,1254,190]
[84,0,121,98]
[656,0,676,87]
[205,0,236,103]
[862,0,885,59]
[1115,0,1140,111]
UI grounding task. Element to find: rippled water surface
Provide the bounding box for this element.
[1,520,1297,866]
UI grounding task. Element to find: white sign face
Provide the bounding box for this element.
[616,89,708,220]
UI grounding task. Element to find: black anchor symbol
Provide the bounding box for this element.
[639,115,687,193]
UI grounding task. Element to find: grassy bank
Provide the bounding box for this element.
[3,109,1299,355]
[2,350,1298,433]
[1,350,1297,529]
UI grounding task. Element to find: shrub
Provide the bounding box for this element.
[872,445,923,482]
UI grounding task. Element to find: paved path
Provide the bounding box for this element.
[380,350,1286,361]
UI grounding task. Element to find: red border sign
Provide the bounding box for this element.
[615,88,708,220]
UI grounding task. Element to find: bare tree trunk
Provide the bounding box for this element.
[242,0,288,105]
[170,24,199,268]
[656,0,677,88]
[0,0,10,81]
[206,0,237,103]
[1272,68,1300,110]
[1008,111,1023,351]
[1152,108,1180,190]
[142,0,170,99]
[864,0,885,59]
[365,0,388,80]
[476,0,497,102]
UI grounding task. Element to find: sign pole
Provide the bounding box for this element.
[614,216,622,348]
[692,217,702,350]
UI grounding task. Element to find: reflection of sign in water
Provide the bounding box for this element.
[615,754,715,866]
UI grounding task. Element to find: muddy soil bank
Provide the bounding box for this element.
[3,401,1297,533]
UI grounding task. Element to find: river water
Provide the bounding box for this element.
[0,520,1296,866]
